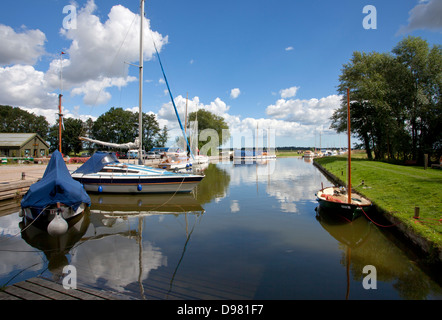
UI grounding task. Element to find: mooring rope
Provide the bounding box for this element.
[359,205,402,228]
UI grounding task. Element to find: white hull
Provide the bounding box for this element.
[80,179,201,193]
[72,164,203,194]
[21,203,87,221]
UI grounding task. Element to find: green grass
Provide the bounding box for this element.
[275,150,304,157]
[315,156,442,249]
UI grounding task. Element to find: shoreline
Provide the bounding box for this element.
[313,158,442,266]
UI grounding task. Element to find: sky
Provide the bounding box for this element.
[0,0,441,149]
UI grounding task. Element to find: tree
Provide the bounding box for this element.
[392,36,442,162]
[187,109,230,155]
[156,125,169,147]
[92,107,137,147]
[332,36,441,163]
[332,51,405,160]
[137,112,160,151]
[90,107,165,152]
[82,118,94,151]
[0,105,49,140]
[48,118,85,154]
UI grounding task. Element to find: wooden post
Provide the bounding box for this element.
[21,172,25,180]
[347,88,352,204]
[424,154,428,170]
[414,206,420,219]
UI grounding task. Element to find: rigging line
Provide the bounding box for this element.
[0,262,43,288]
[0,205,50,245]
[150,34,195,160]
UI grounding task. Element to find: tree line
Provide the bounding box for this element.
[0,105,168,155]
[331,36,441,164]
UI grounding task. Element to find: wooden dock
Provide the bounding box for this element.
[0,277,134,300]
[0,179,36,201]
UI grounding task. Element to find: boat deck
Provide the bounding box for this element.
[318,187,372,206]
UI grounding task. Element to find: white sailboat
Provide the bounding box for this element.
[71,0,204,193]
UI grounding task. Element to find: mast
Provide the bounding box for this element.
[58,94,63,153]
[185,92,188,135]
[347,88,352,204]
[58,51,65,154]
[138,0,144,165]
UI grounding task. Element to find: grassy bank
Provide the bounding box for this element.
[314,156,442,251]
[276,150,303,157]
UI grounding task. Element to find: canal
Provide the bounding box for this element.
[0,157,441,299]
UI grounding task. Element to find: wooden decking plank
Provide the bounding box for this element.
[1,277,135,300]
[26,277,105,300]
[16,280,78,300]
[3,284,51,300]
[0,291,22,300]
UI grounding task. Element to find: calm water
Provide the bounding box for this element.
[0,157,441,300]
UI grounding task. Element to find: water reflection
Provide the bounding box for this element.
[20,212,90,282]
[316,206,372,299]
[315,206,442,300]
[0,158,441,299]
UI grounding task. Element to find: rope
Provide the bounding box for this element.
[0,205,50,244]
[359,205,402,228]
[360,205,441,228]
[413,217,442,226]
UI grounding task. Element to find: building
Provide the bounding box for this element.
[0,133,49,158]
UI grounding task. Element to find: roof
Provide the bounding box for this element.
[0,133,49,148]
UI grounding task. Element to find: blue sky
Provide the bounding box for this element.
[0,0,441,148]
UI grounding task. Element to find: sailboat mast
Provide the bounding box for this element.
[347,88,352,204]
[58,51,65,154]
[138,0,144,165]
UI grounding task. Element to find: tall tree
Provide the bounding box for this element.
[156,125,169,147]
[90,107,165,152]
[0,105,49,140]
[392,36,442,162]
[48,118,85,154]
[332,36,441,163]
[187,109,230,154]
[91,107,137,147]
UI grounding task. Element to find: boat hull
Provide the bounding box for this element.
[316,186,372,221]
[21,203,87,222]
[316,199,370,221]
[72,175,203,194]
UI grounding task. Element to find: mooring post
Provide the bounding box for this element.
[414,206,420,219]
[21,172,25,180]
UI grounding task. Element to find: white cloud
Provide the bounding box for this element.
[70,76,136,105]
[155,93,341,147]
[0,65,57,109]
[0,0,168,127]
[0,24,46,65]
[279,86,299,98]
[398,0,442,33]
[59,0,167,85]
[285,46,294,51]
[266,94,341,127]
[230,88,241,99]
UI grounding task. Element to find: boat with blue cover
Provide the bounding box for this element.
[21,150,91,235]
[71,152,204,194]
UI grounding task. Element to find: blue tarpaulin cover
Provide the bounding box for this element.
[21,150,91,211]
[73,152,118,175]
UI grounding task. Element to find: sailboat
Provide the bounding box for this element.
[71,0,204,193]
[315,88,372,221]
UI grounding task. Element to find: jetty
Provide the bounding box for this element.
[0,179,36,201]
[0,277,132,300]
